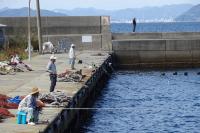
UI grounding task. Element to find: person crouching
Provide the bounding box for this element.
[18,87,44,125]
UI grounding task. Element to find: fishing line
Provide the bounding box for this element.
[43,107,137,110]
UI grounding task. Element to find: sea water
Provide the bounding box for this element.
[80,69,200,133]
[111,22,200,33]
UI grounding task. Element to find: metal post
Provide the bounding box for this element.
[28,0,31,61]
[36,0,42,54]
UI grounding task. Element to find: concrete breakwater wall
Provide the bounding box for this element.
[0,16,112,51]
[42,55,113,133]
[112,32,200,68]
[112,32,200,40]
[1,16,200,64]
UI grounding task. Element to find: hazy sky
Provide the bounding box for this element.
[1,0,200,10]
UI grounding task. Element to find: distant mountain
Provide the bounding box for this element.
[54,7,110,16]
[54,4,193,22]
[175,4,200,22]
[0,7,66,17]
[0,4,194,22]
[0,7,9,12]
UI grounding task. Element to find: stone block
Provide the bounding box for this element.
[0,16,110,35]
[102,33,112,51]
[162,32,200,39]
[139,51,165,63]
[114,50,140,64]
[191,50,200,61]
[101,16,111,33]
[166,51,192,62]
[191,40,200,50]
[112,33,162,40]
[112,40,165,51]
[166,40,193,51]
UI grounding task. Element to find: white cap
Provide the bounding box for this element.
[71,44,75,47]
[50,55,57,60]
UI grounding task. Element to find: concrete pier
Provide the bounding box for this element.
[0,51,112,133]
[112,32,200,68]
[1,16,200,132]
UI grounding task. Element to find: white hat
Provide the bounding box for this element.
[50,55,57,60]
[71,44,75,47]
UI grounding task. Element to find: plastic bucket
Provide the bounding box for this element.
[17,113,22,124]
[17,111,27,124]
[21,112,27,124]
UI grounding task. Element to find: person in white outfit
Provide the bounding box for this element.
[68,44,76,69]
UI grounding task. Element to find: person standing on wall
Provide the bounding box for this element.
[68,44,76,70]
[132,18,137,32]
[47,55,57,92]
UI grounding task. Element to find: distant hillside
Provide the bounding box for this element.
[0,7,9,12]
[54,8,110,16]
[175,4,200,22]
[0,7,66,17]
[54,4,193,22]
[0,4,194,22]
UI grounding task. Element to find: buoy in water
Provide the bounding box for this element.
[184,72,188,76]
[161,73,165,76]
[197,72,200,75]
[173,72,177,75]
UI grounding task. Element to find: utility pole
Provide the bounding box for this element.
[28,0,31,61]
[36,0,42,54]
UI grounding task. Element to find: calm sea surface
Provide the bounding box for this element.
[111,22,200,32]
[81,69,200,133]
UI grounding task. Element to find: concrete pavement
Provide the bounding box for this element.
[0,51,110,133]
